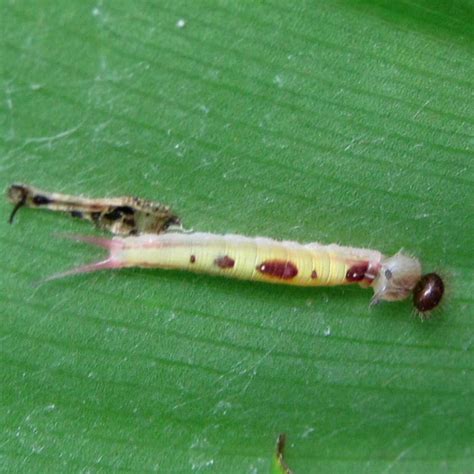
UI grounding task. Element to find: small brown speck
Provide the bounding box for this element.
[214,255,235,269]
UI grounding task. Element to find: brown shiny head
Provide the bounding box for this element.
[413,273,444,313]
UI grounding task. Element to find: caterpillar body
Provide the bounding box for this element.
[50,231,443,312]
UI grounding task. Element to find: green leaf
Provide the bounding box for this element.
[2,1,473,472]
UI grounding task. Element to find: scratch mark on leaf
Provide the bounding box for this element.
[412,99,432,120]
[23,123,83,146]
[381,444,417,474]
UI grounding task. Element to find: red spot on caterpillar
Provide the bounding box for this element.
[190,255,196,263]
[257,260,298,279]
[346,262,369,282]
[311,270,318,279]
[214,255,235,269]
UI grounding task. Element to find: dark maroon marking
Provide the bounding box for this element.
[215,255,235,269]
[190,255,196,264]
[311,270,318,279]
[346,262,369,282]
[91,212,101,221]
[413,273,444,312]
[257,260,298,279]
[32,195,52,206]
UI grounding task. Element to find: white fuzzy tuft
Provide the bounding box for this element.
[371,252,421,304]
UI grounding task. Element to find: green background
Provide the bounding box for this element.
[2,1,473,472]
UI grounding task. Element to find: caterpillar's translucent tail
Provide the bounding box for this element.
[38,234,124,284]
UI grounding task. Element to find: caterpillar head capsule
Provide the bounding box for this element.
[412,272,444,313]
[372,252,422,304]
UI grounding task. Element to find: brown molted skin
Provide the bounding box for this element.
[257,260,298,279]
[413,273,444,312]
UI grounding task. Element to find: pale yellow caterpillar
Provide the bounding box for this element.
[47,231,444,312]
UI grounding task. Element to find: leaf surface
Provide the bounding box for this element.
[2,1,473,472]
